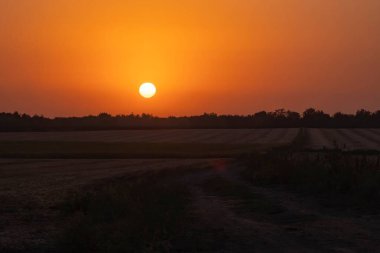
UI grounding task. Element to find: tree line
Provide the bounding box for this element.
[1,108,380,131]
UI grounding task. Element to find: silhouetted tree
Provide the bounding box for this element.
[303,108,330,127]
[0,109,380,131]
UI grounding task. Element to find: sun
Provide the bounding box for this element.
[139,82,157,98]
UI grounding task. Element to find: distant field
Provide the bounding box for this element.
[0,129,298,144]
[305,128,380,151]
[0,142,268,158]
[0,129,299,158]
[1,129,380,159]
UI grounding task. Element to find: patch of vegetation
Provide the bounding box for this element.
[241,150,380,213]
[56,174,192,252]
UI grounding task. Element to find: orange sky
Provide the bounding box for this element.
[1,0,380,117]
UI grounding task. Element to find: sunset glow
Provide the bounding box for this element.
[1,1,380,116]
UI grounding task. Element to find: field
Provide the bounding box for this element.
[0,159,210,251]
[305,128,380,151]
[0,129,299,159]
[1,129,380,252]
[1,128,380,152]
[0,129,299,144]
[1,129,380,159]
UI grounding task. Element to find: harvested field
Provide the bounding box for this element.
[1,128,380,252]
[2,129,380,156]
[305,128,380,151]
[0,129,299,144]
[0,129,300,158]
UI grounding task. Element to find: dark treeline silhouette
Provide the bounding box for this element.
[1,108,380,131]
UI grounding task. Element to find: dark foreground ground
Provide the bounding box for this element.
[1,150,380,252]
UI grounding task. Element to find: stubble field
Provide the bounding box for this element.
[1,128,380,152]
[1,128,380,252]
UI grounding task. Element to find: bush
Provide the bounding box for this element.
[242,151,380,212]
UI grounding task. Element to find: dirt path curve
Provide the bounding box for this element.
[181,160,380,253]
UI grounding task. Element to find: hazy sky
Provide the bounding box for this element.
[1,0,380,116]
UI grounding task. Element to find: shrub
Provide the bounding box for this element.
[242,150,380,212]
